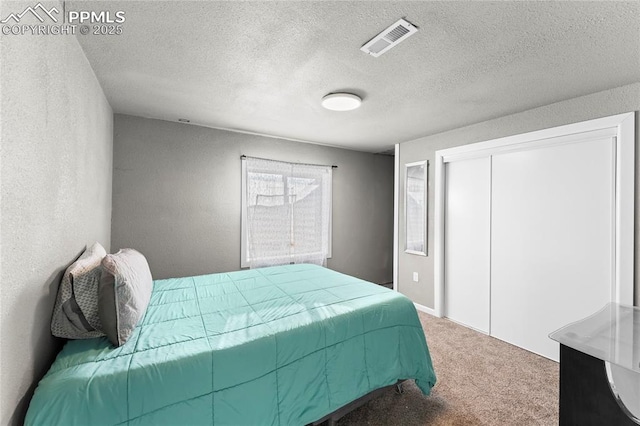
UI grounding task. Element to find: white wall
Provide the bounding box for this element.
[397,83,640,308]
[111,114,394,284]
[0,3,114,423]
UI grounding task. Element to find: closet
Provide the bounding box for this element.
[434,113,635,361]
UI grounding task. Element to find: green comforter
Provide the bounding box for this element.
[26,264,436,425]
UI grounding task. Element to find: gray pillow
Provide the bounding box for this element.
[51,242,107,339]
[99,248,153,347]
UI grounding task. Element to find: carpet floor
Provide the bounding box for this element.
[338,312,559,425]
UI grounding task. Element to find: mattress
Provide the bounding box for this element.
[26,264,436,425]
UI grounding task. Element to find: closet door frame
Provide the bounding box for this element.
[433,112,635,318]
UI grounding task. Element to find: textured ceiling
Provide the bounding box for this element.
[71,1,640,153]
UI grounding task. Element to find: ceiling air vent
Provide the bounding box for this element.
[360,18,418,58]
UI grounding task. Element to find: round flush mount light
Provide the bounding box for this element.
[321,93,362,111]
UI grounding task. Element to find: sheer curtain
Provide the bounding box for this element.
[244,157,332,268]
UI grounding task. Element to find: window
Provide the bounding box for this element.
[241,156,332,268]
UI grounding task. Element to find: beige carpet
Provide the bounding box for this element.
[338,312,559,425]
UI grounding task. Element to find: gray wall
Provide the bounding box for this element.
[398,83,640,308]
[0,12,113,425]
[112,114,394,284]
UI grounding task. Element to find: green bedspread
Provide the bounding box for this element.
[26,264,436,425]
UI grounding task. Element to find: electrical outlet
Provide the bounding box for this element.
[412,272,419,282]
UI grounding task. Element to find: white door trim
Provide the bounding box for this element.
[393,143,400,292]
[434,112,635,317]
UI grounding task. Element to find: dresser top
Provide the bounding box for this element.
[550,303,640,373]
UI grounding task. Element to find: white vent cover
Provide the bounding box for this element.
[360,18,418,58]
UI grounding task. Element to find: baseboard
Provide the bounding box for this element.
[413,302,437,317]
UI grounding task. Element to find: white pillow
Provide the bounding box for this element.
[99,248,153,346]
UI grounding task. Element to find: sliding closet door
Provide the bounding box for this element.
[490,136,615,361]
[444,157,491,333]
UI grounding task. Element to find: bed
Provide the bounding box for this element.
[26,264,436,425]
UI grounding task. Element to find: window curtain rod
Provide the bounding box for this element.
[240,155,337,169]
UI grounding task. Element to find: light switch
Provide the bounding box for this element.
[412,272,419,282]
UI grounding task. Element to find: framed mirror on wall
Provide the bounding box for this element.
[405,160,428,256]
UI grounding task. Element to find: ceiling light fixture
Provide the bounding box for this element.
[321,93,362,111]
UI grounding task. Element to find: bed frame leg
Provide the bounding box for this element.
[310,380,408,426]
